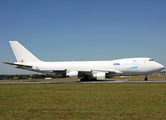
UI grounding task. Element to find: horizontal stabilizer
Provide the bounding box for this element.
[3,62,32,67]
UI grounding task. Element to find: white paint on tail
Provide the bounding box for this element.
[9,41,41,63]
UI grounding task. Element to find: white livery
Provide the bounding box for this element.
[4,41,165,81]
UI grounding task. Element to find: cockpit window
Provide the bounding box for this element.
[149,58,153,61]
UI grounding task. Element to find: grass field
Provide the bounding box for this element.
[7,75,166,81]
[0,83,166,120]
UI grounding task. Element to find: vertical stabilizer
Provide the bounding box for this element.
[9,41,40,62]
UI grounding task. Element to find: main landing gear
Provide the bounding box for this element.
[144,75,148,81]
[80,77,97,81]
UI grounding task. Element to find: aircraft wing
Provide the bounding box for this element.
[91,69,122,74]
[108,70,123,74]
[65,69,122,79]
[77,69,123,79]
[40,69,66,75]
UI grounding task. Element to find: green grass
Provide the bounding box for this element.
[5,75,166,81]
[0,83,166,119]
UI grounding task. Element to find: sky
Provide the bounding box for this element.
[0,0,166,74]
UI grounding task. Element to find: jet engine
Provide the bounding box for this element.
[93,72,106,79]
[32,66,40,71]
[66,71,78,78]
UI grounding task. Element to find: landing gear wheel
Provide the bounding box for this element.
[89,78,97,81]
[145,75,148,81]
[80,77,89,81]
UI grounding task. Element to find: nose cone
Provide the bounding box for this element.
[153,62,165,71]
[161,65,165,70]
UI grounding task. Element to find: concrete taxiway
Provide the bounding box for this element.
[1,80,166,84]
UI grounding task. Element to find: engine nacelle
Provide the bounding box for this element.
[66,71,78,78]
[32,66,40,71]
[93,72,106,79]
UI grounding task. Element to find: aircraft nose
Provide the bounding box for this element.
[153,62,165,71]
[161,65,165,70]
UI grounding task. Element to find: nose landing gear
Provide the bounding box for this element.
[145,75,148,81]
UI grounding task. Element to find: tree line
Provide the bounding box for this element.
[0,74,63,80]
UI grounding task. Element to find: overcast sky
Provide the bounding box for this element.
[0,0,166,74]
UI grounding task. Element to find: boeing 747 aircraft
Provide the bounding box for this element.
[4,41,165,81]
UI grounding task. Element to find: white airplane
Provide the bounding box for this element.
[4,41,165,81]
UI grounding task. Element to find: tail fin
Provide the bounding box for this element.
[9,41,41,62]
